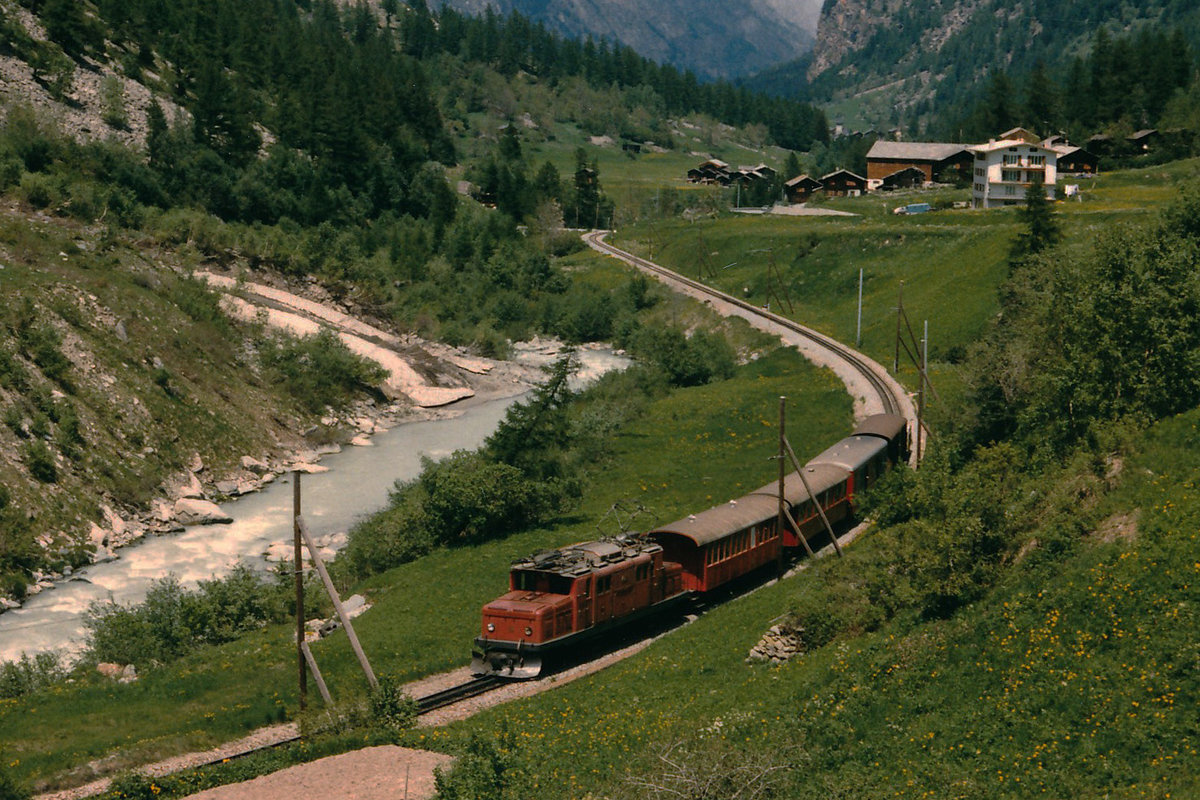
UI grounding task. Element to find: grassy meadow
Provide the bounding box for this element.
[0,249,852,791]
[6,154,1199,797]
[417,403,1200,799]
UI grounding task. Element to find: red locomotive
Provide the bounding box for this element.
[472,414,909,678]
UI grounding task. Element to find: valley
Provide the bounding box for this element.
[0,1,1199,799]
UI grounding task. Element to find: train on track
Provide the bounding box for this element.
[471,413,910,678]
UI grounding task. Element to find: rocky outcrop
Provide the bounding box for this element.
[746,624,804,664]
[173,498,233,526]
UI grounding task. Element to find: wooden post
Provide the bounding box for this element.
[293,472,307,712]
[893,281,903,375]
[784,439,843,557]
[300,641,333,706]
[781,503,814,558]
[917,320,927,465]
[856,268,863,348]
[298,516,378,690]
[777,397,786,578]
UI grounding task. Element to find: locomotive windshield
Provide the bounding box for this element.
[513,570,576,595]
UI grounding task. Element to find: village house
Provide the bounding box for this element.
[865,141,973,185]
[970,139,1059,209]
[1052,145,1099,175]
[821,169,868,197]
[686,158,732,185]
[877,166,926,191]
[783,174,823,203]
[1127,129,1158,151]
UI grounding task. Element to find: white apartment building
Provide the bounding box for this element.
[969,139,1059,209]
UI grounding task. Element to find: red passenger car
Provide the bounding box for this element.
[472,414,911,678]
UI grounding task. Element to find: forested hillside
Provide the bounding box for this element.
[438,0,821,81]
[0,0,829,599]
[747,0,1200,137]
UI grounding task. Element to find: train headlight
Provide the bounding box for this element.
[486,623,495,632]
[524,626,533,636]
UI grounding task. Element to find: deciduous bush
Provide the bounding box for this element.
[84,566,286,669]
[257,329,386,413]
[0,652,66,699]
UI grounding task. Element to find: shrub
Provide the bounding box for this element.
[0,652,66,699]
[258,329,386,413]
[18,171,58,209]
[100,75,129,130]
[0,765,30,800]
[628,324,735,387]
[15,306,71,386]
[434,729,535,800]
[368,674,418,735]
[22,441,56,483]
[85,566,285,668]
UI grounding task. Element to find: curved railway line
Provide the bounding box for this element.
[582,230,917,451]
[39,231,918,800]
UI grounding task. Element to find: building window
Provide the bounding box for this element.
[1005,185,1016,195]
[1002,169,1020,182]
[974,167,984,177]
[1030,155,1045,166]
[1003,154,1019,166]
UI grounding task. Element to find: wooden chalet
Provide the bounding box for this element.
[1054,146,1099,175]
[784,174,823,203]
[999,127,1041,144]
[687,158,732,185]
[865,141,973,183]
[821,169,868,197]
[878,166,926,191]
[1128,129,1158,151]
[1086,134,1113,155]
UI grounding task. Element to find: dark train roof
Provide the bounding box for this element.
[852,413,908,442]
[807,435,888,472]
[649,493,778,547]
[512,535,661,577]
[747,462,848,507]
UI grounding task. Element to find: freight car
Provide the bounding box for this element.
[472,413,909,678]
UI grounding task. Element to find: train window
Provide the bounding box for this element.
[547,575,574,595]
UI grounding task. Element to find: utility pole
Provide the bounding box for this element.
[293,472,307,712]
[893,281,903,375]
[777,396,786,579]
[917,320,927,464]
[856,268,864,348]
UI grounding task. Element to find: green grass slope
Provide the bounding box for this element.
[422,405,1198,799]
[0,250,853,791]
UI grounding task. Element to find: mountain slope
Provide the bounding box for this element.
[438,0,822,80]
[747,0,1200,130]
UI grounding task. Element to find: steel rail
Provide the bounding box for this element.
[583,231,906,418]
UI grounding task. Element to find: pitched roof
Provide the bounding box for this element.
[821,168,867,182]
[970,139,1056,154]
[866,141,971,162]
[999,126,1040,143]
[784,174,822,187]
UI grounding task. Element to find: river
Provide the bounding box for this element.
[0,347,629,663]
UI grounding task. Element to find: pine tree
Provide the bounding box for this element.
[1009,175,1060,267]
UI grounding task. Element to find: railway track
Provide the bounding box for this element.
[583,231,913,432]
[42,234,911,800]
[415,674,506,713]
